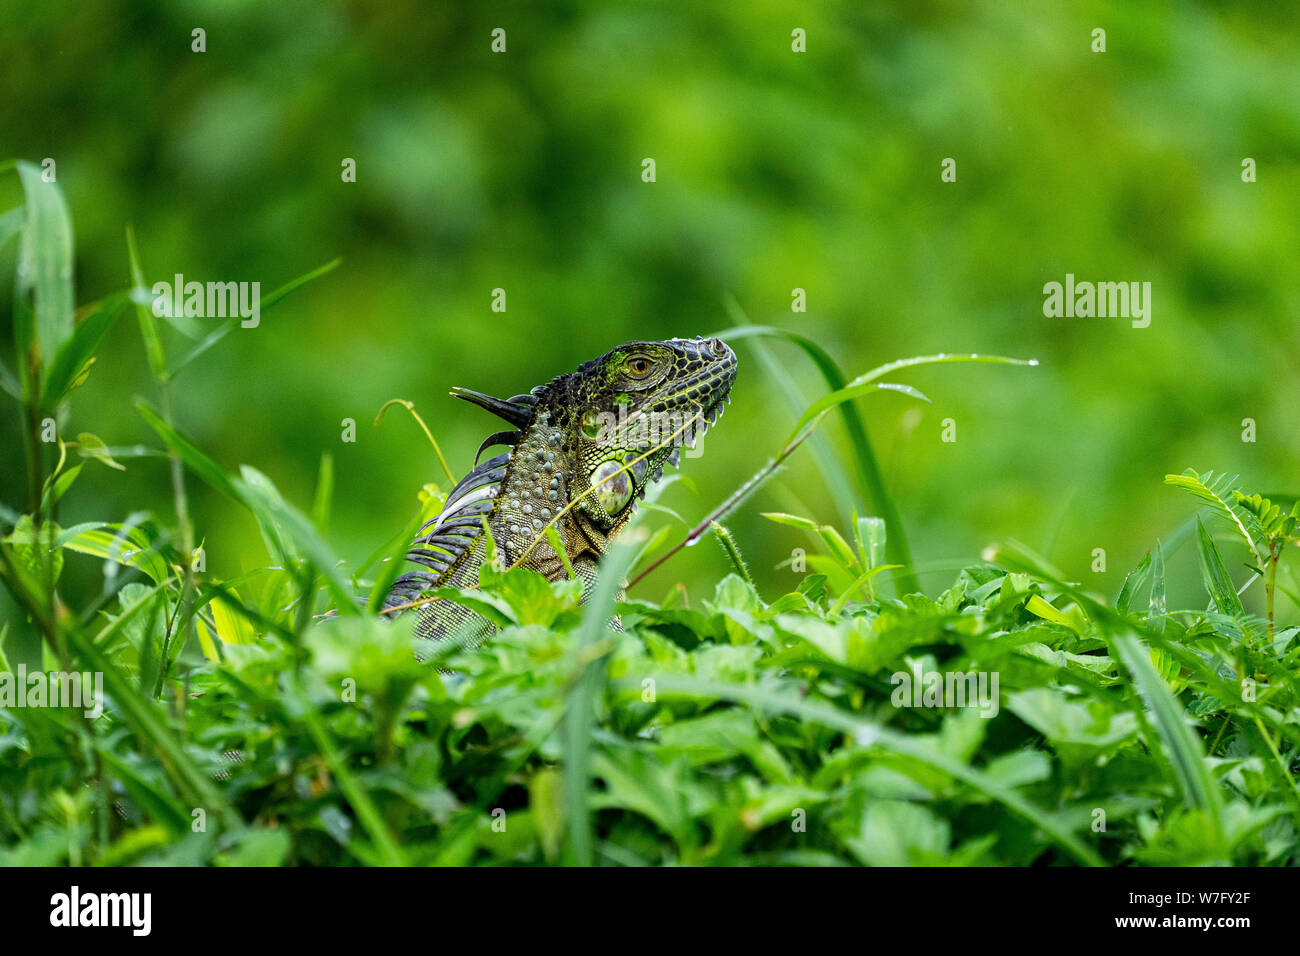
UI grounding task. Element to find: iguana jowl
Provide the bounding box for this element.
[384,337,738,642]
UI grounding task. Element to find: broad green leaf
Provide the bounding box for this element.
[1005,688,1137,748]
[42,463,82,508]
[1025,594,1078,633]
[15,161,75,376]
[210,592,257,645]
[842,799,950,866]
[57,522,170,584]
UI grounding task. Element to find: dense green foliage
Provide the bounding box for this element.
[2,166,1298,866]
[4,1,1299,608]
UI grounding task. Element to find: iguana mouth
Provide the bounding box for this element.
[673,338,737,453]
[690,391,730,442]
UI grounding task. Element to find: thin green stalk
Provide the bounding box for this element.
[627,427,809,589]
[712,521,755,589]
[1266,538,1282,644]
[127,226,197,698]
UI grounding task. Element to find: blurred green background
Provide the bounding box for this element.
[2,0,1298,611]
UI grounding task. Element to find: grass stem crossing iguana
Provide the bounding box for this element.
[383,337,738,645]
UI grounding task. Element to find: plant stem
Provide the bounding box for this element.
[712,521,755,589]
[1266,538,1281,644]
[627,428,812,590]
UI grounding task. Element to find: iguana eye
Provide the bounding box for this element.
[626,356,652,378]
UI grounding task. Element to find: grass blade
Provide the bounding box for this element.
[563,529,641,865]
[1196,517,1245,617]
[14,161,75,372]
[40,291,131,405]
[1112,631,1225,854]
[718,316,921,595]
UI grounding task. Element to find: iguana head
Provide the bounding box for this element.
[454,335,743,530]
[540,337,738,528]
[451,337,736,531]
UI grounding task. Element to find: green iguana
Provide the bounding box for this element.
[383,336,737,644]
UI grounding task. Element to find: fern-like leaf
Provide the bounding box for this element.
[1232,492,1298,542]
[1163,469,1261,558]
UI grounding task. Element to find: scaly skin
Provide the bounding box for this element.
[384,337,738,645]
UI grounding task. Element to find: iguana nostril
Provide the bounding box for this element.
[708,337,726,357]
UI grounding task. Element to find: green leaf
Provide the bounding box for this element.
[167,257,342,380]
[99,751,191,835]
[74,432,127,471]
[1195,517,1245,617]
[760,512,821,531]
[529,768,564,863]
[42,463,82,508]
[14,161,75,379]
[639,674,1105,866]
[1116,550,1151,615]
[366,502,431,614]
[135,400,242,502]
[564,527,642,865]
[1024,594,1079,633]
[40,291,130,405]
[312,451,334,533]
[295,702,407,866]
[1005,688,1136,748]
[209,591,258,645]
[718,318,923,595]
[0,204,24,249]
[779,348,1038,456]
[1233,492,1296,541]
[125,225,167,379]
[64,618,231,823]
[218,828,292,867]
[236,466,358,615]
[841,799,950,866]
[588,747,697,852]
[57,521,170,584]
[5,514,63,590]
[1164,470,1258,558]
[785,381,931,455]
[1113,631,1225,855]
[1148,540,1167,635]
